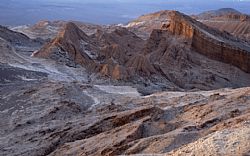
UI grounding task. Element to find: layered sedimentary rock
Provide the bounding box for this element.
[33,15,250,90]
[125,8,250,44]
[193,8,250,43]
[167,12,194,38]
[202,20,250,42]
[1,9,250,156]
[168,11,250,73]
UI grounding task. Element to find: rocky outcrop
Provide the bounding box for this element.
[32,22,97,68]
[30,12,250,90]
[191,8,250,44]
[12,20,103,40]
[168,11,250,73]
[138,23,250,90]
[1,80,250,156]
[99,59,129,80]
[125,10,171,39]
[126,8,250,43]
[200,20,250,43]
[168,12,194,38]
[33,23,149,80]
[126,54,156,76]
[2,9,250,156]
[96,27,145,65]
[192,29,250,73]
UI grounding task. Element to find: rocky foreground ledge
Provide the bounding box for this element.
[1,80,250,156]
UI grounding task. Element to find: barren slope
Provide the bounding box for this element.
[194,8,250,43]
[0,9,250,156]
[1,80,250,156]
[33,12,250,91]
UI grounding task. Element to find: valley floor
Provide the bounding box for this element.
[0,70,250,155]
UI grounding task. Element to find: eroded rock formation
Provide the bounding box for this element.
[1,8,250,156]
[193,8,250,43]
[168,11,250,73]
[32,22,98,68]
[32,13,250,90]
[1,80,250,156]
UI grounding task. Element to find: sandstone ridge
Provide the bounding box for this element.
[168,11,250,73]
[32,11,250,91]
[1,9,250,156]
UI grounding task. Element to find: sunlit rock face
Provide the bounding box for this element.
[31,12,250,90]
[1,8,250,156]
[167,11,250,73]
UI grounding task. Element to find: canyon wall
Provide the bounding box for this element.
[192,29,250,73]
[168,11,250,73]
[168,12,194,38]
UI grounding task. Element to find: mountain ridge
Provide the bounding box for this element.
[1,8,250,156]
[31,10,250,91]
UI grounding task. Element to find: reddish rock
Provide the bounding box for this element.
[167,11,250,73]
[32,12,250,90]
[32,22,97,68]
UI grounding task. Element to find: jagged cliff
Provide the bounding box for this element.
[32,22,98,69]
[33,12,250,90]
[195,8,250,43]
[33,23,148,80]
[167,11,250,73]
[1,9,250,156]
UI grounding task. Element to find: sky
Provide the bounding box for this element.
[0,0,250,26]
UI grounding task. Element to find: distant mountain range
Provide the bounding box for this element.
[0,0,250,26]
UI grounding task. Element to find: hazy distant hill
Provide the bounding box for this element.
[1,0,250,26]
